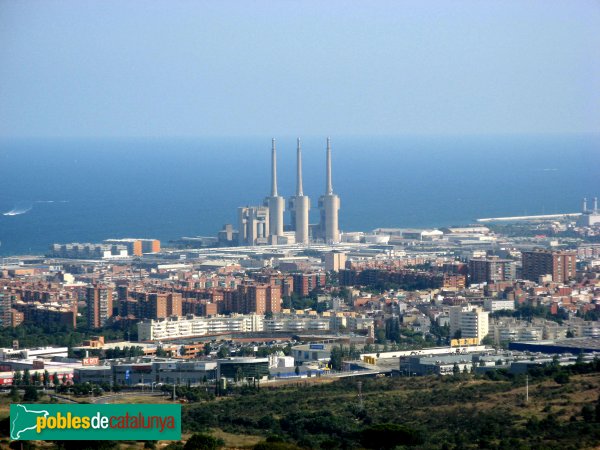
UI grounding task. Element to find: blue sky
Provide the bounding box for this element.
[1,0,599,138]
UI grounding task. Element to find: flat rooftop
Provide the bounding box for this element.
[510,338,600,353]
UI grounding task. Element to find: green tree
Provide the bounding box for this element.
[582,404,595,422]
[554,371,570,385]
[375,328,386,344]
[203,343,211,356]
[481,335,494,346]
[23,369,31,386]
[23,385,39,401]
[43,370,50,387]
[254,443,302,450]
[235,367,244,383]
[13,370,22,386]
[385,317,401,343]
[184,433,222,450]
[360,423,423,448]
[163,443,185,450]
[452,363,460,376]
[9,385,19,401]
[329,346,343,371]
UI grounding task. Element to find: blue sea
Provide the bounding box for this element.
[0,134,599,256]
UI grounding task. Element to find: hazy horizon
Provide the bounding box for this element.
[1,1,599,139]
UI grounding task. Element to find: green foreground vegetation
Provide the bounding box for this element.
[181,371,600,450]
[1,361,600,449]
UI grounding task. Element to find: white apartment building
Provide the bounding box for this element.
[483,299,515,313]
[138,314,263,341]
[138,313,374,341]
[449,305,489,344]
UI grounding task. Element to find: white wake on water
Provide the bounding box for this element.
[2,200,69,216]
[3,205,32,216]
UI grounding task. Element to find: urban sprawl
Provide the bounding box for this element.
[1,139,599,393]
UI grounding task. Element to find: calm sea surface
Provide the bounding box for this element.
[0,135,598,256]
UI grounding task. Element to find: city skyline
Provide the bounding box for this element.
[1,2,599,449]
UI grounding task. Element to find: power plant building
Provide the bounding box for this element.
[238,206,270,246]
[233,138,340,246]
[578,196,600,227]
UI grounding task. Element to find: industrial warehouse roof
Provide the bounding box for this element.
[510,337,600,353]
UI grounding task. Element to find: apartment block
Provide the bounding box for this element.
[469,256,516,284]
[86,286,113,328]
[521,249,576,283]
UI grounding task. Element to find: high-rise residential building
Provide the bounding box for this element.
[233,283,281,315]
[324,252,347,272]
[449,305,489,344]
[318,138,340,243]
[249,272,294,297]
[238,206,270,246]
[264,139,286,244]
[148,293,168,319]
[0,288,12,328]
[292,272,327,297]
[289,138,311,244]
[86,285,113,328]
[146,293,183,319]
[521,249,576,283]
[167,293,182,317]
[468,256,516,284]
